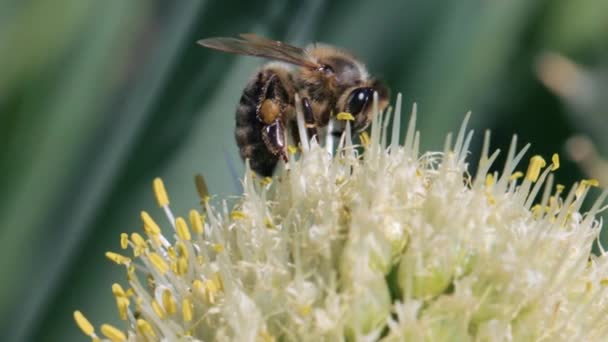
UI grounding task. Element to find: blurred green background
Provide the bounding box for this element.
[1,0,607,340]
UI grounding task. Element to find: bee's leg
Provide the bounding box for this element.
[262,119,289,163]
[301,97,318,140]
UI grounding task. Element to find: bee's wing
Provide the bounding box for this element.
[198,34,319,69]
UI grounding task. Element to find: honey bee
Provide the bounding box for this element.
[198,34,389,176]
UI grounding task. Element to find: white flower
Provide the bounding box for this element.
[75,94,608,341]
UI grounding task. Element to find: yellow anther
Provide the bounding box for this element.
[130,233,147,256]
[601,278,608,286]
[73,311,95,336]
[105,251,131,265]
[336,112,355,121]
[175,242,188,258]
[194,174,210,205]
[100,323,127,342]
[264,217,275,229]
[197,255,204,265]
[175,217,191,241]
[531,204,543,218]
[177,257,189,276]
[551,153,560,171]
[148,252,169,274]
[153,177,170,207]
[141,211,161,236]
[485,174,495,187]
[204,279,219,303]
[116,296,129,320]
[189,210,204,235]
[416,169,423,177]
[136,319,157,339]
[120,233,129,250]
[230,210,247,220]
[509,171,524,181]
[151,299,165,319]
[162,289,177,315]
[125,288,134,297]
[299,305,312,316]
[112,283,126,298]
[287,145,298,154]
[586,281,593,293]
[556,184,565,193]
[359,131,370,147]
[525,155,546,182]
[261,177,273,186]
[583,178,600,187]
[212,244,224,253]
[182,298,193,322]
[127,265,135,280]
[167,246,176,260]
[213,272,224,291]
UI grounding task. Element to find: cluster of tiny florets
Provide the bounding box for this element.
[74,94,608,341]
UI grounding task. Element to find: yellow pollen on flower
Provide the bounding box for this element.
[175,217,191,241]
[264,217,275,229]
[586,281,593,293]
[112,283,126,297]
[136,319,157,339]
[195,174,210,205]
[189,210,204,234]
[151,299,165,319]
[115,296,129,320]
[148,252,169,274]
[182,298,194,322]
[359,131,370,147]
[176,242,188,258]
[100,323,127,342]
[583,178,600,187]
[73,311,95,337]
[485,174,495,187]
[212,244,224,253]
[130,233,147,256]
[288,145,298,154]
[525,155,546,182]
[177,257,189,276]
[261,177,273,186]
[105,251,131,265]
[120,233,128,250]
[153,177,170,207]
[141,211,161,236]
[600,278,608,286]
[531,204,543,218]
[509,171,524,181]
[230,210,247,220]
[336,112,355,121]
[213,272,224,291]
[556,184,565,193]
[299,305,312,316]
[197,255,204,265]
[204,279,219,303]
[551,153,560,171]
[162,289,177,315]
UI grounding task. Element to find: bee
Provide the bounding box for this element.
[198,34,389,176]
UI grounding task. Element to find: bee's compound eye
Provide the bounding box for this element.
[319,64,334,74]
[346,87,373,115]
